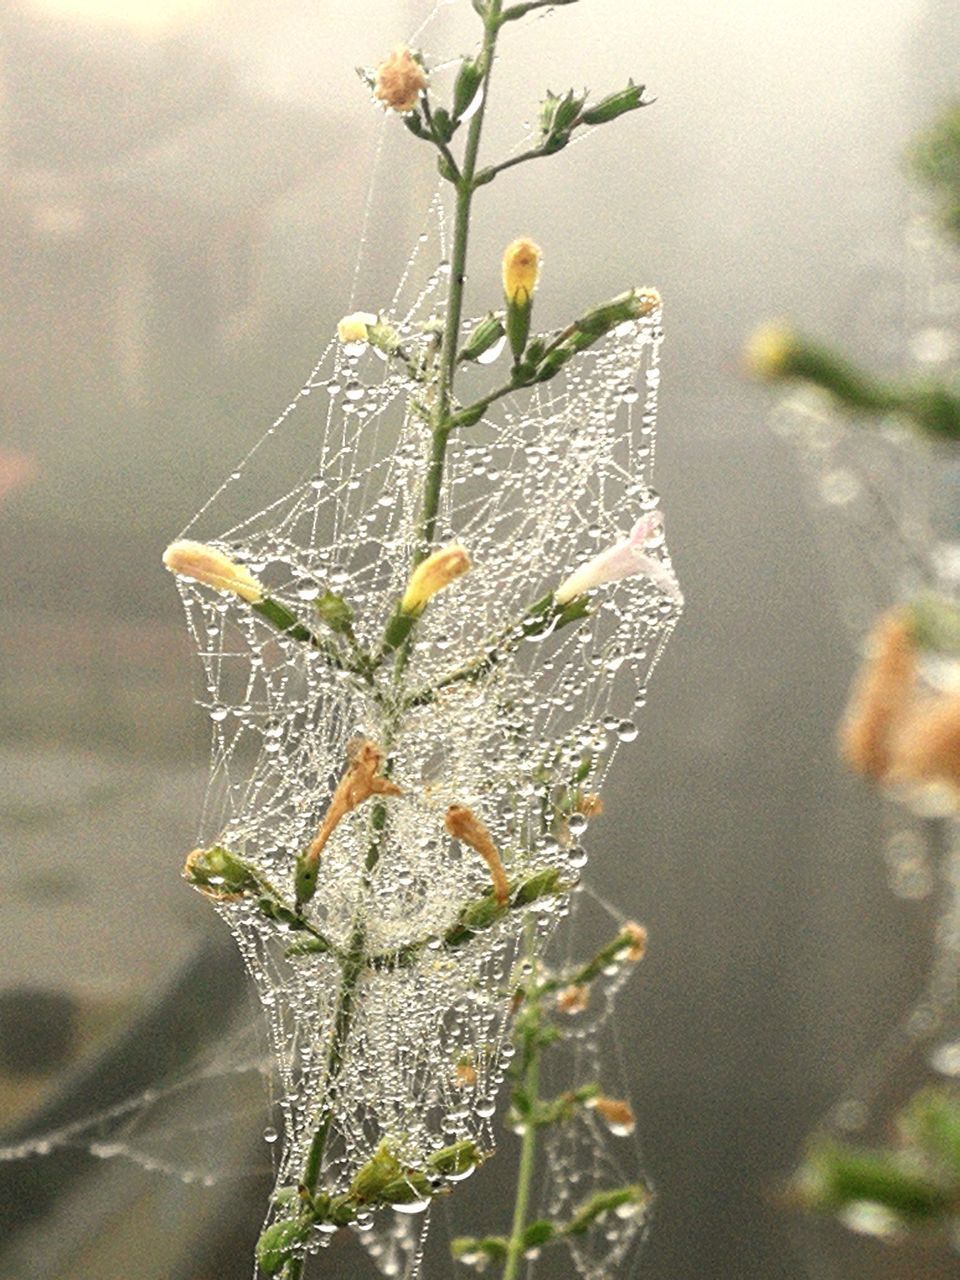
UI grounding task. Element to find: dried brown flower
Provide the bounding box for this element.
[306,740,402,864]
[556,983,590,1015]
[575,791,604,819]
[621,921,647,962]
[445,804,509,904]
[839,609,916,780]
[887,694,960,792]
[374,45,427,114]
[593,1096,636,1135]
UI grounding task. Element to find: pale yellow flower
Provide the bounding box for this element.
[337,311,378,344]
[163,540,263,603]
[401,543,470,614]
[502,237,542,305]
[743,322,796,380]
[374,45,427,114]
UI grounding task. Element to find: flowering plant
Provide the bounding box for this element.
[164,5,680,1277]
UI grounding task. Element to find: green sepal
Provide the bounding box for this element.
[251,597,314,645]
[453,56,485,118]
[184,845,258,896]
[255,1217,312,1275]
[512,866,566,907]
[431,106,455,143]
[257,896,305,928]
[506,294,533,363]
[383,608,417,651]
[565,1184,649,1235]
[451,400,487,428]
[523,1219,557,1247]
[350,1141,404,1202]
[451,1235,509,1262]
[294,852,319,908]
[379,1169,432,1205]
[539,88,585,152]
[580,80,650,126]
[403,110,426,138]
[459,312,505,362]
[314,589,354,634]
[285,936,333,958]
[428,1139,481,1177]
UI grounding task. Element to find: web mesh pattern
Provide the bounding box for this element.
[166,188,680,1265]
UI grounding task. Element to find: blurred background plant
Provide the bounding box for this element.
[746,92,960,1280]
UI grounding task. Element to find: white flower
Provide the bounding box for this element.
[554,512,681,605]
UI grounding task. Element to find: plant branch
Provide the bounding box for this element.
[421,94,462,182]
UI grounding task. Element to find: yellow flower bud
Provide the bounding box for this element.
[743,322,797,380]
[163,540,263,603]
[337,311,378,344]
[374,45,428,114]
[400,543,470,614]
[502,237,542,305]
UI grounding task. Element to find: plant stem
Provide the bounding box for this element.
[503,997,541,1280]
[415,0,502,557]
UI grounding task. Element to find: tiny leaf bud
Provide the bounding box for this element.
[580,80,650,126]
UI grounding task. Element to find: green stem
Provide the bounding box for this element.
[415,0,501,556]
[503,994,541,1280]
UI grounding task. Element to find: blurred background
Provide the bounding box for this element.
[1,0,957,1276]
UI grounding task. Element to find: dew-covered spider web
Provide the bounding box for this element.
[166,183,679,1268]
[2,6,681,1275]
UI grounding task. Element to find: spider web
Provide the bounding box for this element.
[168,186,679,1269]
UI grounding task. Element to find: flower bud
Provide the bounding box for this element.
[183,845,258,898]
[256,1217,312,1275]
[743,323,895,417]
[374,45,427,114]
[337,311,378,344]
[314,588,354,635]
[459,312,505,362]
[400,543,471,615]
[502,238,542,362]
[580,80,649,126]
[502,238,542,305]
[428,1139,482,1178]
[540,89,585,152]
[350,1141,404,1202]
[453,55,485,119]
[163,540,263,603]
